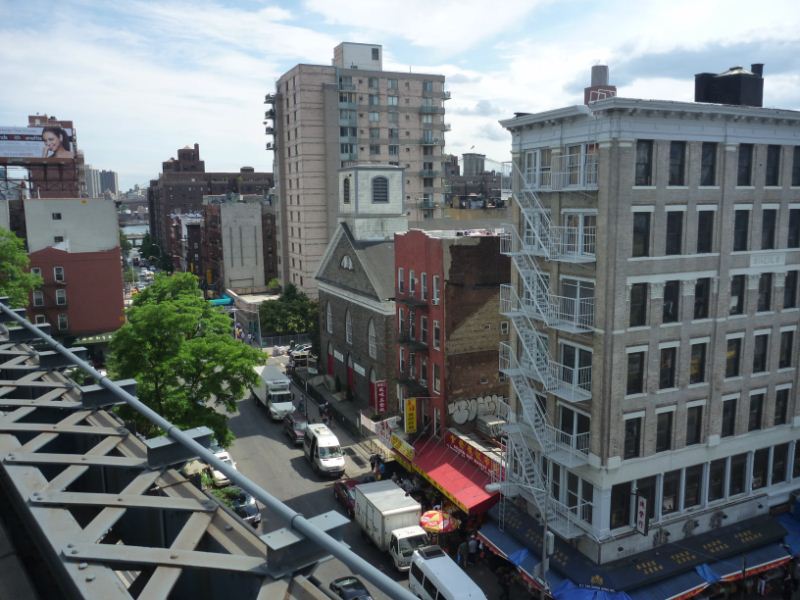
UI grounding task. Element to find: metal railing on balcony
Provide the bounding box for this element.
[419,169,439,178]
[339,101,357,110]
[442,90,451,100]
[419,106,445,114]
[338,83,356,91]
[442,123,451,132]
[420,137,441,145]
[524,153,598,191]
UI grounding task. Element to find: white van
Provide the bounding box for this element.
[252,365,295,421]
[409,545,487,600]
[303,423,345,477]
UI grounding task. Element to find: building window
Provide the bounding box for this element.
[786,272,799,309]
[790,210,800,248]
[433,320,440,350]
[665,211,683,255]
[409,269,416,295]
[368,111,379,122]
[433,363,440,393]
[57,313,68,331]
[371,47,379,60]
[399,347,405,374]
[733,209,749,251]
[421,272,428,300]
[422,80,433,93]
[629,283,647,327]
[668,141,686,185]
[689,342,707,384]
[635,140,654,186]
[372,176,388,202]
[51,212,62,220]
[500,321,509,334]
[420,316,428,345]
[696,210,714,253]
[686,405,703,446]
[662,470,680,515]
[709,458,726,500]
[721,398,737,437]
[662,280,680,323]
[56,288,67,306]
[757,273,772,312]
[31,266,42,277]
[775,389,790,425]
[368,77,378,89]
[432,275,440,304]
[694,278,711,319]
[34,314,47,325]
[726,338,742,377]
[398,267,404,293]
[343,178,350,204]
[626,351,645,395]
[387,95,398,106]
[737,144,754,186]
[748,393,764,431]
[753,333,769,373]
[773,443,789,484]
[656,411,673,452]
[779,330,794,368]
[761,208,777,249]
[765,145,781,186]
[53,266,65,282]
[632,212,650,257]
[730,275,745,315]
[388,145,399,155]
[32,291,44,307]
[345,310,352,345]
[793,146,800,186]
[388,78,398,89]
[370,144,380,155]
[700,142,717,186]
[368,319,377,359]
[326,303,333,334]
[684,465,703,508]
[623,416,642,459]
[610,482,632,529]
[659,347,677,389]
[368,94,379,106]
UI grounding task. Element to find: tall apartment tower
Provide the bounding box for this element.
[266,42,449,297]
[488,66,800,594]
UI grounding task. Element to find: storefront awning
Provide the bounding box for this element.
[73,332,115,345]
[706,542,791,581]
[411,438,498,514]
[627,567,709,600]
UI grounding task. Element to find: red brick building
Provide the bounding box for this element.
[394,228,510,437]
[28,247,124,336]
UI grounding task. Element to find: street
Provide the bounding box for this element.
[226,375,407,599]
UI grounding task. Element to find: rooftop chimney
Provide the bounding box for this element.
[584,65,616,104]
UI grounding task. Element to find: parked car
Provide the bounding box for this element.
[228,487,261,528]
[288,342,311,357]
[210,453,237,487]
[283,411,308,445]
[329,576,373,600]
[333,478,359,518]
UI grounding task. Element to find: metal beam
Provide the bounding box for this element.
[30,491,217,512]
[4,452,145,468]
[0,423,126,436]
[62,543,269,574]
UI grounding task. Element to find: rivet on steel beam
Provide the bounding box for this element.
[78,562,88,570]
[85,575,95,582]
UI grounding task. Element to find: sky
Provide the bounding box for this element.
[1,0,799,191]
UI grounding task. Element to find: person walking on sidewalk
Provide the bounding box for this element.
[457,540,469,569]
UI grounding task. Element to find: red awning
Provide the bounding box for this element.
[412,439,498,515]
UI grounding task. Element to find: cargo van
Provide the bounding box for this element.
[252,365,294,421]
[408,545,487,600]
[303,423,345,477]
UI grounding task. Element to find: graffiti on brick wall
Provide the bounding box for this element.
[447,394,509,425]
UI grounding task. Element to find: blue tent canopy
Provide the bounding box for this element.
[553,580,631,600]
[209,295,233,306]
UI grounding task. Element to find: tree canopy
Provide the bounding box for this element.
[259,283,318,337]
[0,227,42,308]
[109,272,264,446]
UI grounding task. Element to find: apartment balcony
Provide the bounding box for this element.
[340,152,358,162]
[441,90,451,100]
[397,332,428,352]
[340,135,358,144]
[419,137,442,146]
[264,126,274,136]
[398,374,429,397]
[524,154,599,192]
[264,93,275,104]
[264,109,275,120]
[396,294,429,309]
[500,283,594,334]
[441,123,451,132]
[419,169,439,178]
[339,116,358,126]
[419,106,445,115]
[338,83,356,91]
[339,101,358,110]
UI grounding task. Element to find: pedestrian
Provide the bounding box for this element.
[468,534,478,565]
[457,539,469,569]
[498,567,511,600]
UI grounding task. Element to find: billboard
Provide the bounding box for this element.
[404,397,417,434]
[0,126,76,160]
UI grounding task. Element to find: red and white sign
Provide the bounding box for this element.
[375,380,387,413]
[635,493,649,536]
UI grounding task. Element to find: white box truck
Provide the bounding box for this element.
[253,365,295,421]
[353,480,429,571]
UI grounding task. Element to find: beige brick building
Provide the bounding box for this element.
[266,43,448,297]
[495,81,800,586]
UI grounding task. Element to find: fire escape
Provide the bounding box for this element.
[494,150,598,540]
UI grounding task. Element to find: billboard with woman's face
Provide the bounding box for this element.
[0,126,76,159]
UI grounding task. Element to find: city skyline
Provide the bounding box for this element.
[1,0,798,190]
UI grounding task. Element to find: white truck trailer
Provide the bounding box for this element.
[252,365,294,421]
[353,480,429,571]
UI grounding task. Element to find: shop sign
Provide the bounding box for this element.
[444,430,498,477]
[375,380,387,413]
[635,493,649,536]
[391,432,415,462]
[404,397,417,434]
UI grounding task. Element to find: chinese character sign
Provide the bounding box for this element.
[404,397,417,434]
[375,380,387,413]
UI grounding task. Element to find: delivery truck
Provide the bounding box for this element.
[353,480,429,571]
[252,365,295,421]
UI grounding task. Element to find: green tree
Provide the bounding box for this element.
[259,284,318,337]
[109,272,264,446]
[0,227,42,307]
